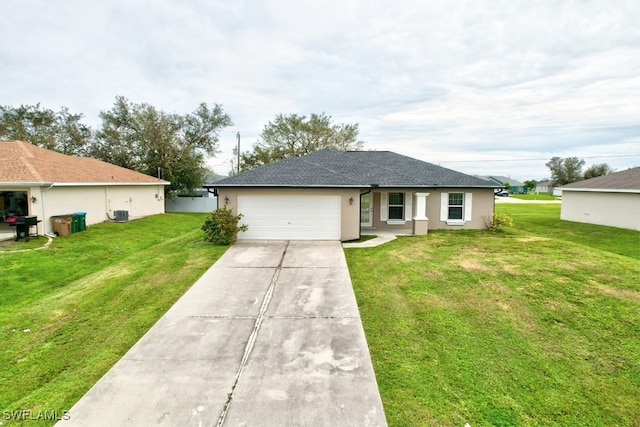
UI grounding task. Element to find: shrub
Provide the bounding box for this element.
[483,211,514,232]
[201,206,248,245]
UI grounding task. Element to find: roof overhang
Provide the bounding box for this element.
[206,184,496,189]
[561,188,640,194]
[1,181,169,187]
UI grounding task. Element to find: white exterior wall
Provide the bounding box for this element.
[561,190,640,231]
[28,184,166,235]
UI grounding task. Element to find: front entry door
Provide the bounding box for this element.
[360,193,373,227]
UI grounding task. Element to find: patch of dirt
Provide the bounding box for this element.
[459,258,489,272]
[0,239,17,248]
[597,286,640,302]
[517,236,551,243]
[391,248,433,263]
[487,281,509,293]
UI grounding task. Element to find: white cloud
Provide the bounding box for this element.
[1,0,639,179]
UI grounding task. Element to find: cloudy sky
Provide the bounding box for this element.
[2,0,639,180]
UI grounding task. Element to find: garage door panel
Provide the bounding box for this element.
[237,195,341,240]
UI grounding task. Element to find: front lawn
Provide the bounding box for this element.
[346,204,640,426]
[0,214,226,422]
[510,194,559,201]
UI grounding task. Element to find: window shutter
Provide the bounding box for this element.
[464,193,473,221]
[380,192,388,221]
[404,192,412,220]
[440,193,448,221]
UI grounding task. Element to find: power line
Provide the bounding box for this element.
[438,154,640,164]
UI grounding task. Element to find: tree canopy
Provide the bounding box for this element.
[0,104,91,156]
[583,163,613,180]
[90,96,233,196]
[523,180,537,193]
[546,157,613,185]
[240,113,364,171]
[546,157,586,185]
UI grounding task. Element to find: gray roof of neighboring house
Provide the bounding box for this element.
[204,172,226,185]
[561,167,640,191]
[477,175,525,187]
[209,149,495,188]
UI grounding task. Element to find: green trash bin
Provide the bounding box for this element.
[70,215,80,233]
[74,212,87,232]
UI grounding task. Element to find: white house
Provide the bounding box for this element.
[560,167,640,231]
[1,140,169,236]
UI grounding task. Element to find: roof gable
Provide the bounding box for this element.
[0,140,168,185]
[213,149,494,188]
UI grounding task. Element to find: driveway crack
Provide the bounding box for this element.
[215,241,289,426]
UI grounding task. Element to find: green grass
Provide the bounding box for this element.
[510,194,559,201]
[0,214,226,423]
[346,204,640,427]
[499,203,640,259]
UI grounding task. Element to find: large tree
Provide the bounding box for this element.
[583,163,612,180]
[523,179,537,193]
[240,113,364,171]
[545,156,586,186]
[90,96,232,196]
[0,104,91,156]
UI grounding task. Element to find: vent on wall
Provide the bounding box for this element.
[114,210,129,222]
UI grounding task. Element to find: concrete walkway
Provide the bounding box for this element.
[342,232,402,248]
[57,240,387,427]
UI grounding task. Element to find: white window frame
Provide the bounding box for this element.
[380,191,413,225]
[448,192,464,221]
[388,192,404,221]
[440,192,473,225]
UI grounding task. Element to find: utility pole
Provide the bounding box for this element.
[236,132,241,174]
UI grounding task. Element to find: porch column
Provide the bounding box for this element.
[413,192,429,235]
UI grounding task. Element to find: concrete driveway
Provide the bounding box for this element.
[57,240,387,427]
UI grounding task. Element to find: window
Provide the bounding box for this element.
[448,193,464,220]
[440,192,472,225]
[388,192,404,220]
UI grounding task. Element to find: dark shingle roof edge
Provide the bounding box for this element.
[560,167,640,191]
[209,149,497,188]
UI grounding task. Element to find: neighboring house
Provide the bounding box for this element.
[536,180,553,194]
[536,180,563,197]
[207,149,496,241]
[0,140,169,236]
[165,172,221,213]
[560,167,640,231]
[479,176,527,193]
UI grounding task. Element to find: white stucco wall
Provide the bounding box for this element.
[561,190,640,231]
[27,184,166,235]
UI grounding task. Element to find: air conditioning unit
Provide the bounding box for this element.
[114,210,129,222]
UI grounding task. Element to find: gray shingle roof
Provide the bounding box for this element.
[211,149,494,188]
[561,167,640,191]
[477,176,525,187]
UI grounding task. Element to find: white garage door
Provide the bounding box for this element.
[237,194,341,240]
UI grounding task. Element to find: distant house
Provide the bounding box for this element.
[478,176,527,194]
[560,167,640,231]
[1,140,169,236]
[208,149,496,241]
[536,180,562,196]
